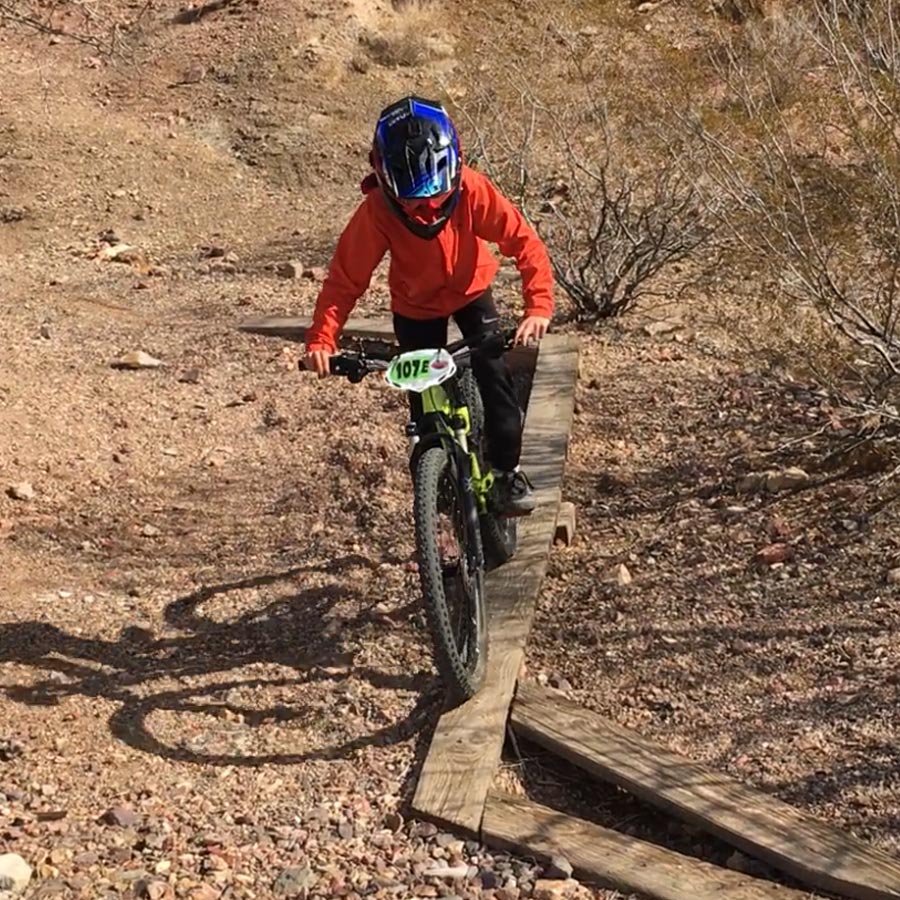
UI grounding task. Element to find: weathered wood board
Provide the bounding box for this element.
[512,682,900,900]
[410,335,579,834]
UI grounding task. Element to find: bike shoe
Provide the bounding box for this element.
[493,468,536,517]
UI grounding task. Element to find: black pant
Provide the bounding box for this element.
[393,289,522,471]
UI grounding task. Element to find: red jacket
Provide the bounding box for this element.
[304,165,555,352]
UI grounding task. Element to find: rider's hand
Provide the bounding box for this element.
[515,315,550,347]
[304,349,332,378]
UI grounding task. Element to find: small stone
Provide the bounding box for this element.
[614,563,632,586]
[303,266,327,281]
[7,482,35,501]
[178,368,202,384]
[141,880,169,900]
[754,542,793,566]
[548,674,573,692]
[383,811,403,832]
[141,524,161,538]
[39,323,52,339]
[763,467,810,492]
[886,568,900,585]
[101,805,139,828]
[480,871,499,890]
[276,260,304,279]
[412,821,438,839]
[187,886,220,900]
[338,821,354,840]
[544,856,573,880]
[273,865,315,896]
[111,351,163,370]
[533,880,574,900]
[737,472,767,493]
[423,863,468,880]
[0,854,32,894]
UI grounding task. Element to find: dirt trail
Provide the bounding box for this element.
[2,0,900,897]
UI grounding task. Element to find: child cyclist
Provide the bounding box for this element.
[303,95,554,515]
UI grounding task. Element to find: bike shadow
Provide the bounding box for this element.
[0,556,440,766]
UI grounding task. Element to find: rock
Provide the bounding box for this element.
[737,472,767,493]
[435,833,457,849]
[764,467,810,492]
[0,206,27,223]
[534,880,575,900]
[544,856,573,880]
[548,674,573,691]
[411,821,438,839]
[179,63,206,84]
[99,243,145,265]
[642,318,683,337]
[178,368,201,384]
[187,886,220,900]
[722,505,748,521]
[423,863,468,880]
[754,542,793,566]
[111,351,163,370]
[276,260,305,279]
[614,563,632,586]
[6,482,35,501]
[141,524,161,538]
[39,323,52,339]
[273,866,315,897]
[886,568,900,585]
[136,879,169,900]
[338,821,354,840]
[383,811,403,832]
[0,854,32,894]
[101,805,139,828]
[303,266,327,282]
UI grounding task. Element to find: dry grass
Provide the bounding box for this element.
[358,0,453,69]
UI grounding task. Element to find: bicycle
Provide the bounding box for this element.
[300,327,521,704]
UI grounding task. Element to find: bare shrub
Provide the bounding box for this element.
[449,26,714,322]
[0,0,152,54]
[684,0,900,462]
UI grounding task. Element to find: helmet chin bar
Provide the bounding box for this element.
[382,185,461,240]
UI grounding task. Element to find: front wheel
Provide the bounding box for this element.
[413,446,488,703]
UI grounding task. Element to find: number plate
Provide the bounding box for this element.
[384,348,457,393]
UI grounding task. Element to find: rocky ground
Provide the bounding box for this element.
[2,0,900,898]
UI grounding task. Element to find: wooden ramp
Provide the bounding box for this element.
[410,334,579,834]
[483,791,818,900]
[511,682,900,900]
[241,314,900,900]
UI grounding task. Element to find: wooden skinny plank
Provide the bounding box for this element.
[512,683,900,900]
[483,791,821,900]
[239,315,398,343]
[411,335,579,834]
[238,315,537,369]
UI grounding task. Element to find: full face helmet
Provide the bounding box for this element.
[371,95,462,240]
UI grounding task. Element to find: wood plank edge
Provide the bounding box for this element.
[511,685,900,900]
[482,791,823,900]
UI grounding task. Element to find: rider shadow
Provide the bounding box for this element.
[0,557,440,766]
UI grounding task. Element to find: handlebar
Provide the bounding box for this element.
[299,326,521,383]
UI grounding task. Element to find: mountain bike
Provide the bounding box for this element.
[301,327,520,703]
